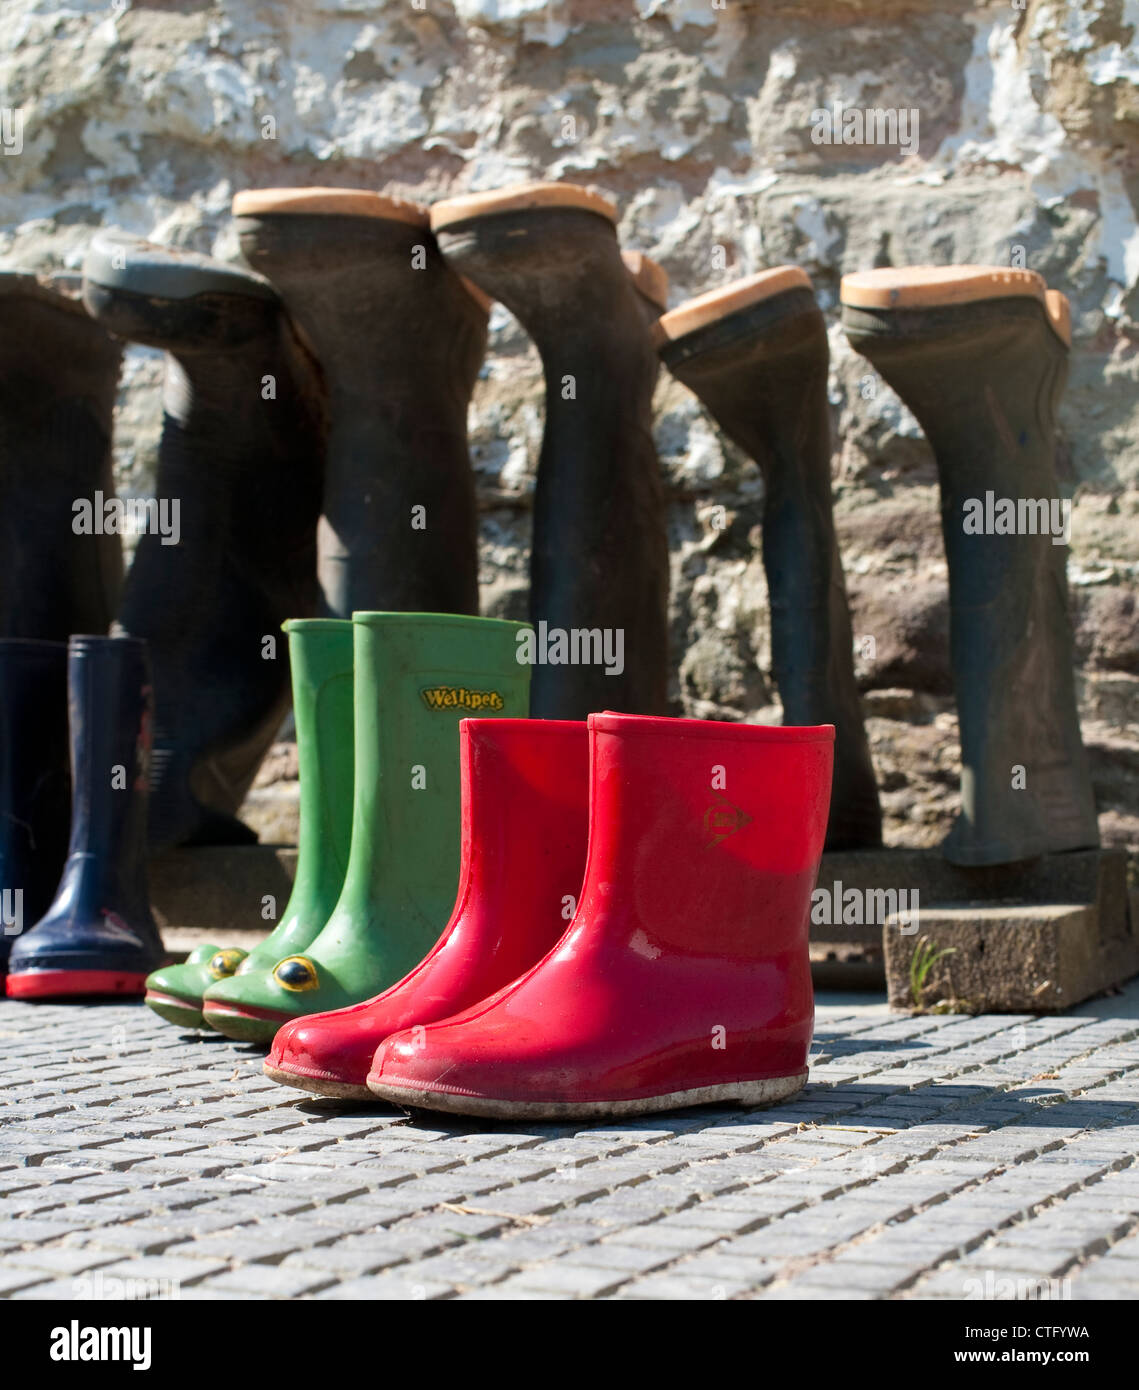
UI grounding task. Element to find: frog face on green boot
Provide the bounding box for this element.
[202,957,325,1042]
[145,942,248,1031]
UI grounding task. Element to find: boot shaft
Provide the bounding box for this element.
[234,211,489,408]
[579,713,834,960]
[458,717,589,936]
[284,618,355,905]
[344,613,532,923]
[661,284,831,481]
[63,636,153,913]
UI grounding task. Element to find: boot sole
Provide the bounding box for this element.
[263,1062,372,1101]
[6,969,148,1000]
[364,1070,809,1121]
[144,989,208,1030]
[84,231,277,304]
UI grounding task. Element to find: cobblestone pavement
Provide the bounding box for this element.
[3,985,1139,1302]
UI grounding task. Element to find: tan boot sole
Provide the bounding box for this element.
[365,1070,808,1121]
[841,265,1070,346]
[233,186,429,227]
[263,1061,372,1101]
[430,180,617,232]
[654,265,812,346]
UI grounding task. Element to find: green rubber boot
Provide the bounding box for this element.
[842,266,1098,866]
[144,618,355,1028]
[203,612,531,1041]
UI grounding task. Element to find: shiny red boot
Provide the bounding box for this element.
[265,719,589,1098]
[367,713,833,1120]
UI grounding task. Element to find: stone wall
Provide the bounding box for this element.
[1,0,1136,848]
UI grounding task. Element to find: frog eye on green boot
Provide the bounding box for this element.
[145,943,232,1031]
[207,948,247,980]
[273,956,320,992]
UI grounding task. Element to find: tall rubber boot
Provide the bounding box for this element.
[144,618,355,1029]
[203,612,531,1041]
[841,267,1098,866]
[431,182,670,718]
[232,188,486,619]
[0,270,123,638]
[367,713,833,1119]
[0,640,71,979]
[265,717,589,1098]
[657,268,881,851]
[82,232,325,850]
[6,636,164,999]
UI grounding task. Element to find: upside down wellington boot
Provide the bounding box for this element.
[233,188,486,618]
[657,268,881,850]
[841,267,1098,866]
[0,640,71,979]
[7,637,163,999]
[265,717,588,1098]
[203,613,531,1041]
[82,232,325,849]
[0,271,123,638]
[144,618,355,1029]
[431,183,670,717]
[367,713,833,1120]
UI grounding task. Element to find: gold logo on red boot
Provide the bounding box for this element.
[273,956,319,991]
[703,792,752,849]
[420,686,505,713]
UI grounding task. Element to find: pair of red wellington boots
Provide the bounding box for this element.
[267,712,834,1121]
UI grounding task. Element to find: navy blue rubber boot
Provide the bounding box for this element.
[6,636,165,999]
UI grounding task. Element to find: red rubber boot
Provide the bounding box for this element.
[367,713,833,1120]
[264,719,589,1098]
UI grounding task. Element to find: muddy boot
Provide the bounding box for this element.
[0,271,123,638]
[431,183,670,717]
[82,232,325,850]
[232,188,485,618]
[6,636,163,999]
[657,268,881,850]
[0,640,71,979]
[842,266,1098,865]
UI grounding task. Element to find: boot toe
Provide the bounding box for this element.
[265,1010,379,1095]
[8,913,164,995]
[202,970,315,1042]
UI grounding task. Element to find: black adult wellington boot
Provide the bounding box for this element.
[0,270,123,638]
[0,640,71,980]
[6,636,164,999]
[431,182,670,718]
[82,232,325,849]
[841,266,1098,866]
[657,268,881,850]
[232,188,486,619]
